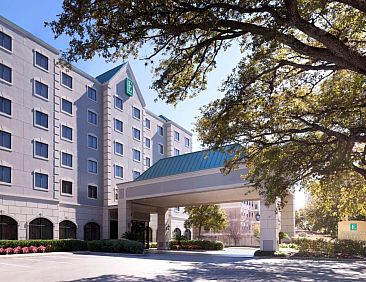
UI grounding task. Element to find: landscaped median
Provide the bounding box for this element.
[254,238,366,259]
[0,239,144,255]
[169,239,224,250]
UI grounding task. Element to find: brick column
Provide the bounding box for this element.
[157,207,169,250]
[281,194,295,237]
[118,191,131,239]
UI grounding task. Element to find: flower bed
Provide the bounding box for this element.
[0,245,50,255]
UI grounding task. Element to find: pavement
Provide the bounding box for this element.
[0,247,365,281]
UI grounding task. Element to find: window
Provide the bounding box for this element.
[132,128,141,141]
[0,63,12,83]
[174,148,180,156]
[115,119,123,133]
[34,172,48,190]
[144,118,151,129]
[87,87,97,101]
[0,216,17,240]
[61,125,72,141]
[115,165,123,178]
[132,170,141,180]
[174,131,180,142]
[87,110,97,125]
[88,159,98,174]
[34,80,48,99]
[87,134,98,149]
[0,31,12,51]
[144,157,151,167]
[61,152,73,168]
[115,96,123,111]
[59,220,76,239]
[35,141,48,159]
[88,185,98,199]
[61,180,72,195]
[185,137,190,148]
[132,107,141,120]
[0,97,11,116]
[133,149,141,162]
[61,98,72,114]
[84,222,100,241]
[29,218,53,240]
[158,143,164,155]
[158,125,164,136]
[61,72,72,89]
[35,111,48,129]
[144,137,151,149]
[35,52,48,71]
[0,130,11,149]
[115,141,123,155]
[0,165,11,184]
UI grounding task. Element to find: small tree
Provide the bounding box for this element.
[184,205,228,239]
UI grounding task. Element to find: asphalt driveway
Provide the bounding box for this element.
[0,248,364,281]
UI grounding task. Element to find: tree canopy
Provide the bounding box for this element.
[184,205,228,238]
[48,1,366,203]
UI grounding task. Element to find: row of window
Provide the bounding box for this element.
[0,215,100,241]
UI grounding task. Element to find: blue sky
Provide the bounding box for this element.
[0,1,305,209]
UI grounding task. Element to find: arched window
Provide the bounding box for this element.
[29,218,53,239]
[184,229,191,240]
[173,228,181,238]
[84,222,100,241]
[59,220,77,239]
[0,215,17,240]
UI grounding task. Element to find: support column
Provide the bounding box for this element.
[260,197,280,251]
[102,208,110,239]
[157,207,169,250]
[118,197,131,239]
[281,194,295,237]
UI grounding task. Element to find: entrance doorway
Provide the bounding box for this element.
[131,220,150,249]
[110,220,118,239]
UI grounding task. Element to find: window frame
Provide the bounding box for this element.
[114,164,124,179]
[114,118,124,134]
[132,127,141,141]
[34,140,49,160]
[0,164,12,185]
[61,72,73,90]
[158,143,164,155]
[87,159,98,175]
[61,179,73,196]
[87,184,98,200]
[0,96,11,117]
[34,109,49,130]
[158,125,164,136]
[174,131,180,142]
[132,106,141,120]
[132,148,141,162]
[34,51,49,72]
[185,137,190,148]
[144,156,151,168]
[0,129,11,151]
[33,171,49,191]
[33,79,49,101]
[174,148,180,156]
[114,96,123,111]
[61,151,73,169]
[144,118,151,129]
[61,98,73,116]
[87,134,98,150]
[0,62,12,85]
[87,109,98,126]
[0,31,12,53]
[114,141,124,156]
[87,86,97,102]
[61,124,73,142]
[132,170,141,180]
[144,137,151,149]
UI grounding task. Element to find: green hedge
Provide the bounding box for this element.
[169,240,224,250]
[0,239,87,251]
[294,238,366,257]
[87,239,144,254]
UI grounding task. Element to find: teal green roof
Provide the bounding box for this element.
[96,63,126,83]
[135,146,239,182]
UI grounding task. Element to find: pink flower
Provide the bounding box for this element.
[37,246,46,253]
[13,246,22,254]
[22,247,29,254]
[5,247,13,254]
[0,248,5,255]
[29,246,38,253]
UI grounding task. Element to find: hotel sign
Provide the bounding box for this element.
[125,77,134,97]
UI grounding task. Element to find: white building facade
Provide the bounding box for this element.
[0,16,192,241]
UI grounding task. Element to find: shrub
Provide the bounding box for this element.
[5,247,13,254]
[13,246,22,254]
[254,250,286,257]
[21,247,29,254]
[87,239,144,254]
[37,246,46,253]
[29,246,38,253]
[0,248,5,255]
[0,239,87,252]
[169,240,224,250]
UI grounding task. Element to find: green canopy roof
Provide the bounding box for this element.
[135,146,239,182]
